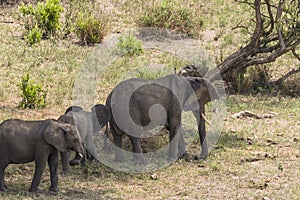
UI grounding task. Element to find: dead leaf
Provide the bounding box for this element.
[241,157,262,163]
[232,110,276,119]
[267,138,278,145]
[150,173,158,180]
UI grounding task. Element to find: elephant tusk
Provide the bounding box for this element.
[200,113,211,126]
[78,153,84,158]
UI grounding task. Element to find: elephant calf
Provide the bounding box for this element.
[0,119,84,192]
[59,105,111,173]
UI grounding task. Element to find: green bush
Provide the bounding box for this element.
[25,25,43,45]
[75,13,109,45]
[19,74,47,109]
[139,0,203,36]
[116,34,144,57]
[19,0,63,38]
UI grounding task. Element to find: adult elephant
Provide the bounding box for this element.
[0,119,84,192]
[106,74,220,162]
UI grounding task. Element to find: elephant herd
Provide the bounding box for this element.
[0,72,220,192]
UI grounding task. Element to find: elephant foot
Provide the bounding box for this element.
[178,152,192,162]
[49,186,59,193]
[62,168,70,174]
[0,186,7,192]
[69,159,81,166]
[29,187,39,192]
[194,153,208,160]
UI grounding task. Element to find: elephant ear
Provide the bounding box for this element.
[43,120,67,152]
[91,104,111,128]
[188,77,219,104]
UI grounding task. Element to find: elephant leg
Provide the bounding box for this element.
[102,125,110,152]
[113,134,124,162]
[178,131,188,160]
[168,122,181,160]
[48,152,59,192]
[60,151,71,173]
[29,155,47,192]
[128,136,145,164]
[0,164,8,191]
[85,149,93,161]
[193,106,208,159]
[85,133,99,161]
[111,124,125,162]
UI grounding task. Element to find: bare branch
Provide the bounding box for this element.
[238,40,300,70]
[271,67,300,86]
[278,30,286,50]
[264,0,275,35]
[251,0,263,46]
[232,20,252,34]
[275,0,285,22]
[292,48,300,61]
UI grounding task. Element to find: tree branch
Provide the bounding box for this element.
[251,0,263,46]
[237,40,300,71]
[271,67,300,87]
[275,0,284,22]
[264,0,275,35]
[292,48,300,61]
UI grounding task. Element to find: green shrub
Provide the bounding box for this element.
[116,34,144,57]
[139,0,203,36]
[19,73,47,109]
[75,13,109,45]
[19,0,63,38]
[25,25,42,45]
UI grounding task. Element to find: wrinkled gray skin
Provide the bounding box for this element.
[58,110,101,173]
[106,74,219,162]
[64,105,83,114]
[0,119,84,192]
[91,104,110,130]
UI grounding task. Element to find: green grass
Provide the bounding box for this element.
[0,0,300,199]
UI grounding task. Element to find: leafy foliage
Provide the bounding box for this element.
[19,0,63,41]
[75,12,109,45]
[139,0,203,36]
[25,25,43,45]
[19,74,47,109]
[116,34,144,57]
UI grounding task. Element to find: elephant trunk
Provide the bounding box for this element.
[72,143,84,159]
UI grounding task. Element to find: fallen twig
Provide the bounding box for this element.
[232,110,276,119]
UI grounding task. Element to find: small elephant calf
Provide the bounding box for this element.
[0,119,84,192]
[59,104,110,173]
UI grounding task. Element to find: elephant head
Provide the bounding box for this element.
[64,105,83,114]
[189,77,219,103]
[181,77,220,111]
[42,120,84,155]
